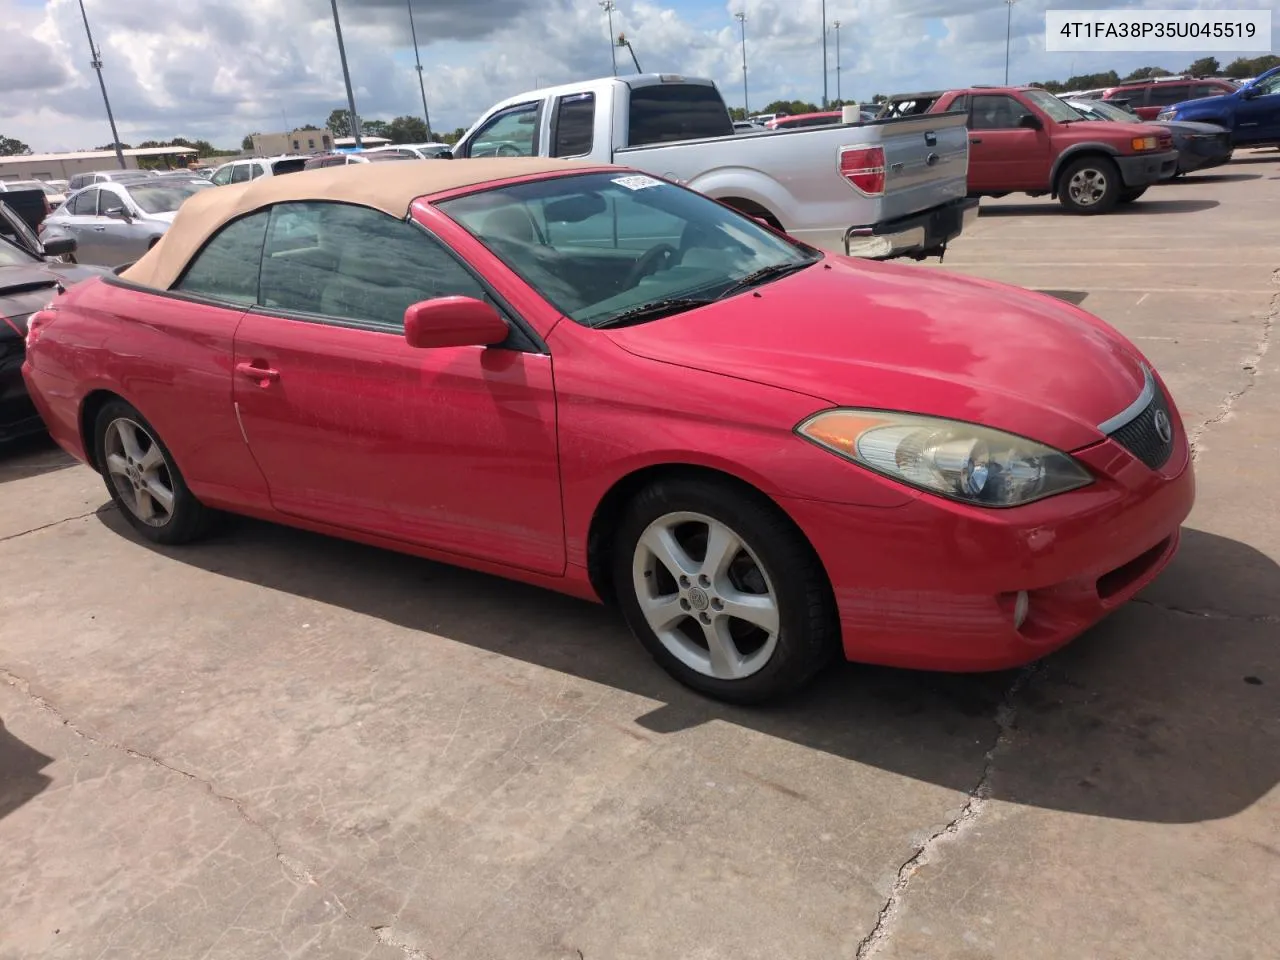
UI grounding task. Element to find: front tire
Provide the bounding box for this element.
[612,477,838,704]
[1058,156,1121,214]
[93,399,214,545]
[1118,186,1148,203]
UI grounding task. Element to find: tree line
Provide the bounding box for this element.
[1031,54,1279,93]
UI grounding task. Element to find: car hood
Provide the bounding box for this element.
[1156,119,1230,135]
[1,260,109,334]
[1172,93,1233,112]
[603,258,1150,453]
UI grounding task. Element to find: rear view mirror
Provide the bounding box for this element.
[543,192,607,223]
[404,297,509,349]
[1018,114,1043,130]
[42,237,77,257]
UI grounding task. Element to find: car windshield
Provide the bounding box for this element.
[1024,88,1086,122]
[437,172,820,327]
[1070,100,1131,122]
[124,181,210,214]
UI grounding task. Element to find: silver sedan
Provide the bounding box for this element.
[41,179,210,267]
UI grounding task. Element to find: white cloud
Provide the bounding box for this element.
[0,0,1274,153]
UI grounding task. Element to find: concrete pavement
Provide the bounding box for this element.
[2,153,1278,960]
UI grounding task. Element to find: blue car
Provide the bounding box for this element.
[1158,67,1280,147]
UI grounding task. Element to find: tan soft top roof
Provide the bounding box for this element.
[119,157,606,290]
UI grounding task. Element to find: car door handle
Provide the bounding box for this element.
[235,361,279,383]
[92,226,106,231]
[969,137,983,144]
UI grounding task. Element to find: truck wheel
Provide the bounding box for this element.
[1058,156,1121,214]
[1118,187,1148,203]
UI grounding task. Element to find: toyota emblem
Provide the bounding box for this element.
[1153,409,1173,444]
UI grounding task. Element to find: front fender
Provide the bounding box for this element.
[1049,142,1123,193]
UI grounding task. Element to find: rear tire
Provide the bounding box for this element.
[93,399,214,545]
[1118,187,1148,203]
[612,477,838,704]
[1057,156,1121,214]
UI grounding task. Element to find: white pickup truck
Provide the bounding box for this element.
[451,73,978,260]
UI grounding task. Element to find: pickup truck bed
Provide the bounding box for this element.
[455,74,977,260]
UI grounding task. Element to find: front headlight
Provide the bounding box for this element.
[1156,110,1176,121]
[796,409,1093,507]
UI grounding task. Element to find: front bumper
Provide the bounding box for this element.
[778,434,1195,672]
[1176,137,1233,173]
[1115,149,1179,187]
[844,197,979,260]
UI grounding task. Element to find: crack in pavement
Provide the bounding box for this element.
[854,664,1039,960]
[0,505,114,544]
[1188,266,1278,463]
[0,667,415,959]
[1130,597,1280,625]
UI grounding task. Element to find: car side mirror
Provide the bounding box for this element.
[435,150,453,160]
[1241,86,1260,99]
[404,297,509,349]
[103,205,132,222]
[1018,113,1043,130]
[41,237,77,257]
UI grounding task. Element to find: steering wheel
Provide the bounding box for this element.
[496,143,522,157]
[624,243,680,290]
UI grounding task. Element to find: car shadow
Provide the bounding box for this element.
[0,433,75,483]
[1168,172,1261,184]
[0,718,54,823]
[1229,154,1280,165]
[97,509,1278,826]
[980,199,1220,217]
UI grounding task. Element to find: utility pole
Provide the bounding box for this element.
[330,0,363,148]
[600,1,618,76]
[735,12,749,116]
[833,19,841,102]
[76,0,125,169]
[821,0,828,109]
[1004,0,1017,85]
[406,0,433,138]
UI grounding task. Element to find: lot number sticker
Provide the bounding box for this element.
[612,174,664,191]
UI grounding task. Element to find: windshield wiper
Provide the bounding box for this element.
[592,297,714,329]
[716,260,816,300]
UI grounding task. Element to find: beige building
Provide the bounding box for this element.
[0,146,198,182]
[252,128,334,155]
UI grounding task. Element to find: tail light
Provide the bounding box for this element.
[839,145,886,196]
[26,308,56,350]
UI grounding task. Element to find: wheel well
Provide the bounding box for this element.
[585,463,829,606]
[717,197,783,232]
[1052,150,1118,197]
[147,236,161,249]
[79,389,122,472]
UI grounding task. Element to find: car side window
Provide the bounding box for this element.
[172,212,270,304]
[948,94,970,114]
[230,163,251,184]
[69,189,99,216]
[552,93,595,157]
[1191,83,1223,98]
[258,202,490,330]
[1253,74,1280,96]
[210,166,233,186]
[1147,84,1191,107]
[250,163,267,179]
[465,103,540,158]
[969,95,1033,130]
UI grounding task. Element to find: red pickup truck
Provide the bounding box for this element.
[924,86,1179,214]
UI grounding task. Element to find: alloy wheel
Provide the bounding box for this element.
[1068,168,1108,206]
[631,511,780,680]
[103,417,176,527]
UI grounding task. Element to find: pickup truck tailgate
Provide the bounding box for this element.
[871,112,969,223]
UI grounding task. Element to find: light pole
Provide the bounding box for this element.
[600,1,618,77]
[833,19,841,103]
[76,0,125,169]
[735,12,748,116]
[821,0,829,108]
[406,0,432,138]
[329,0,363,148]
[1004,0,1017,85]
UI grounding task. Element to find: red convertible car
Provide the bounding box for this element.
[22,159,1194,703]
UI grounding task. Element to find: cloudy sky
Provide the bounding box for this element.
[0,0,1274,153]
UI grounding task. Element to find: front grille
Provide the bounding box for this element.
[1107,381,1175,470]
